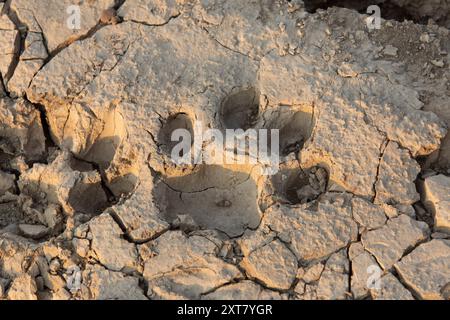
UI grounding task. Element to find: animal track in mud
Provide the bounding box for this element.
[155,164,261,237]
[266,105,315,156]
[158,113,194,156]
[68,175,110,216]
[153,89,264,237]
[151,90,324,236]
[220,87,259,130]
[272,166,329,205]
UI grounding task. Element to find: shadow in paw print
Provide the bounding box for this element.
[220,87,260,130]
[0,137,17,172]
[279,110,314,156]
[158,113,194,156]
[265,105,315,156]
[82,108,127,170]
[154,164,261,237]
[68,180,110,216]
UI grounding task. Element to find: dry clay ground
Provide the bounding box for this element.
[0,0,449,300]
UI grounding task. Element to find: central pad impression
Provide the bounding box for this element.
[155,164,261,237]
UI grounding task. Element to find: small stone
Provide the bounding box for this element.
[287,2,301,13]
[420,33,430,43]
[100,8,120,25]
[49,258,61,274]
[36,257,65,291]
[72,238,90,257]
[381,204,399,219]
[18,224,48,240]
[431,59,445,67]
[432,232,449,239]
[43,205,61,229]
[73,223,89,239]
[383,45,398,57]
[9,156,29,173]
[337,63,358,78]
[172,214,199,232]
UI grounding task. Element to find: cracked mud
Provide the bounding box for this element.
[0,0,449,300]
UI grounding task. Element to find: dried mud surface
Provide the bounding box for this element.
[0,0,449,300]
